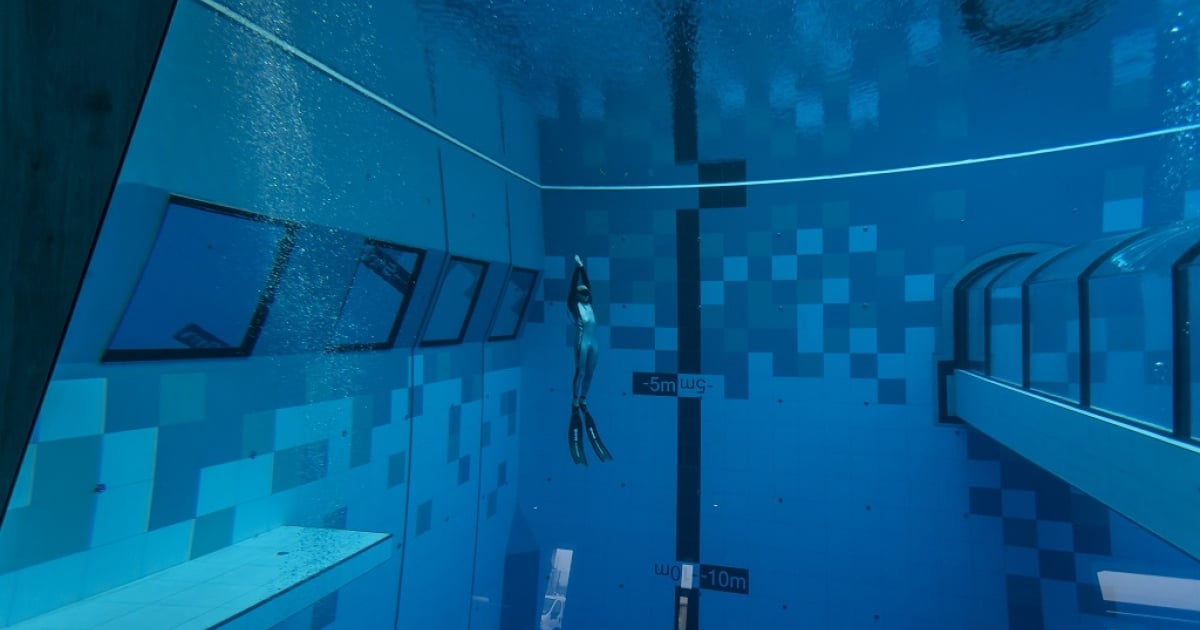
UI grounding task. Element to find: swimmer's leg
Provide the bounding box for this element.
[568,407,588,466]
[582,405,613,462]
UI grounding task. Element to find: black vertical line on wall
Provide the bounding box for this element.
[667,0,703,573]
[676,212,701,564]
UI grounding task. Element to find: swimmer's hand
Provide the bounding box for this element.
[574,255,583,267]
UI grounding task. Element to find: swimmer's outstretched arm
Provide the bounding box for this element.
[567,254,591,319]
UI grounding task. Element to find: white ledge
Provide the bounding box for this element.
[952,370,1200,560]
[10,526,392,629]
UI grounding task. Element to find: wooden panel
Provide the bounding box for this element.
[0,0,176,524]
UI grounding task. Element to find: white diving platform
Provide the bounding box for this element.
[9,526,393,629]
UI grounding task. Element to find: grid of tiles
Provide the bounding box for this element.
[964,428,1200,629]
[0,342,522,626]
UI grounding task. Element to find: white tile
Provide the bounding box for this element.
[35,378,106,441]
[99,428,157,486]
[91,481,151,546]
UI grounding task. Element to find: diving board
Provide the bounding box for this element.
[9,526,393,629]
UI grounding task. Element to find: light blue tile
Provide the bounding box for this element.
[9,551,87,623]
[9,444,36,509]
[771,255,797,280]
[904,274,935,301]
[100,429,157,487]
[655,327,678,351]
[37,378,106,441]
[1102,198,1142,232]
[849,328,877,353]
[239,454,274,503]
[796,305,824,351]
[796,228,823,254]
[82,535,146,596]
[142,520,193,575]
[1002,489,1037,519]
[849,225,877,252]
[275,399,352,451]
[197,460,241,516]
[723,256,748,281]
[822,278,849,303]
[91,481,151,546]
[700,281,724,305]
[232,497,274,543]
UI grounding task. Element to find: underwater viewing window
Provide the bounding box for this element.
[102,198,296,362]
[960,256,1026,372]
[419,256,488,346]
[1087,221,1200,432]
[986,249,1066,385]
[489,267,539,341]
[1025,232,1142,402]
[329,239,427,352]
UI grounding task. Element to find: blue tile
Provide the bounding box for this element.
[271,441,329,493]
[772,255,798,280]
[796,229,823,254]
[849,328,877,353]
[611,326,655,349]
[1038,550,1076,581]
[388,452,407,488]
[723,256,748,281]
[1003,518,1038,548]
[458,455,472,485]
[822,278,850,303]
[1002,489,1037,519]
[190,507,233,559]
[1036,521,1074,552]
[849,225,877,252]
[877,379,906,405]
[849,354,877,378]
[1005,575,1045,630]
[1004,546,1040,578]
[700,281,724,305]
[313,593,338,630]
[416,501,432,536]
[904,274,935,301]
[969,487,1002,516]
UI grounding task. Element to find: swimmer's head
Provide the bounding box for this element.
[577,285,591,302]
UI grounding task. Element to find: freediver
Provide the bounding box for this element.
[566,254,613,466]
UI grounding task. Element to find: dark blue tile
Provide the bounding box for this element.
[1034,486,1072,522]
[748,256,772,281]
[412,386,424,418]
[1004,518,1038,548]
[458,455,471,485]
[611,326,655,350]
[1072,524,1112,555]
[878,379,906,405]
[824,328,850,353]
[772,281,798,304]
[1070,493,1109,525]
[877,324,905,353]
[724,355,749,400]
[500,390,516,415]
[1076,583,1107,615]
[850,354,877,378]
[313,593,338,630]
[105,376,160,432]
[969,487,1003,516]
[416,500,433,536]
[656,350,679,373]
[272,441,329,493]
[1005,575,1045,630]
[1038,550,1076,581]
[481,422,492,448]
[823,303,850,328]
[498,462,508,487]
[190,507,234,559]
[388,452,407,488]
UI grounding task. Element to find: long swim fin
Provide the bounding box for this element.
[569,410,588,466]
[582,408,613,462]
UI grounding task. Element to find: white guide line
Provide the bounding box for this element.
[195,0,1200,193]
